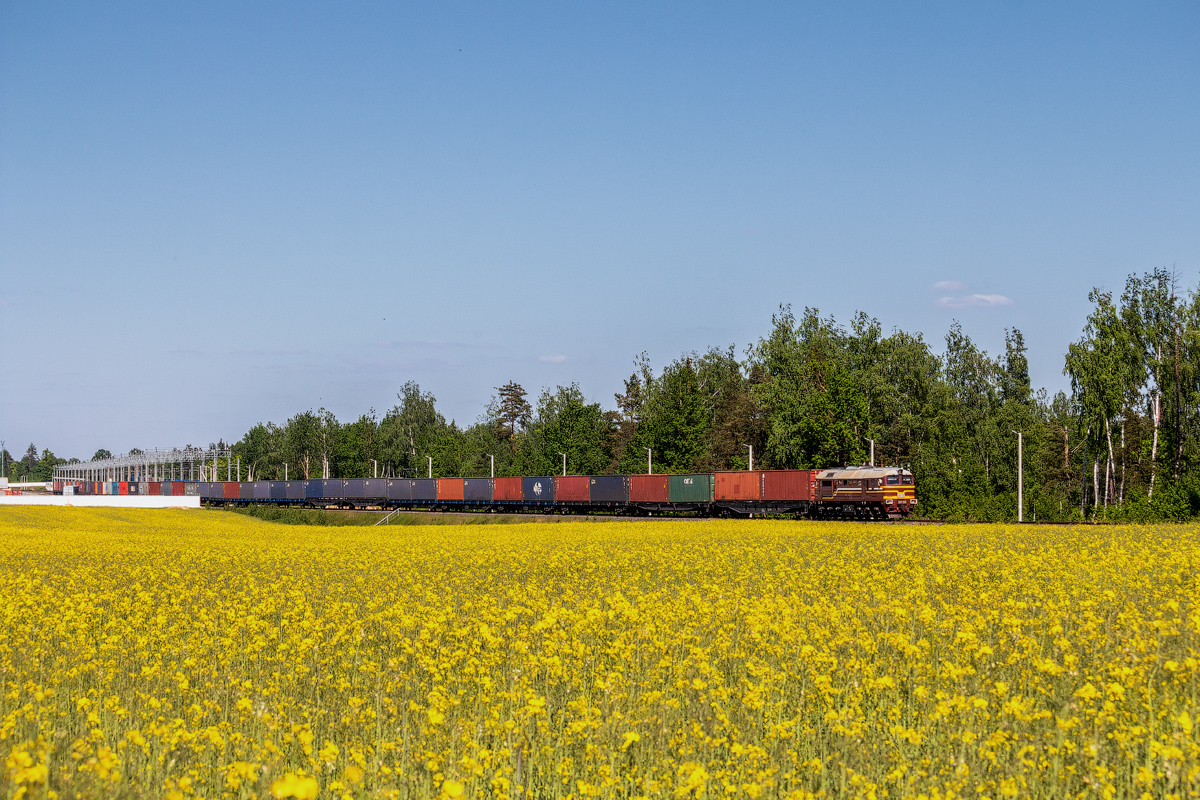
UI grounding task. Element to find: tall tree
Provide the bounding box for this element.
[495,382,532,442]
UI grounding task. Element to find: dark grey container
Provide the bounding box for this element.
[410,479,436,501]
[387,479,410,502]
[363,478,386,500]
[184,482,200,496]
[522,476,555,503]
[161,481,173,496]
[239,482,254,500]
[269,481,286,500]
[589,475,628,503]
[463,478,493,502]
[344,479,366,499]
[285,481,304,500]
[253,482,270,500]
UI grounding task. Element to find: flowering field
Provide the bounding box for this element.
[1,509,1197,800]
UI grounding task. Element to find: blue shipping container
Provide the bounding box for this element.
[523,477,555,503]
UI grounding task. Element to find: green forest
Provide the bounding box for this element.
[18,269,1200,522]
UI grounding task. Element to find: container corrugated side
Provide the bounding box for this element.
[240,482,255,500]
[285,482,304,500]
[252,482,269,499]
[269,481,286,500]
[174,482,188,497]
[556,476,589,502]
[628,475,669,502]
[161,482,174,497]
[714,471,762,501]
[437,478,465,501]
[463,478,493,502]
[223,481,239,499]
[386,480,410,501]
[668,474,713,503]
[762,470,815,501]
[522,477,555,503]
[410,479,437,501]
[493,477,522,502]
[343,479,366,499]
[589,475,628,503]
[363,479,387,500]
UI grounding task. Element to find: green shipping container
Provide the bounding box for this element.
[668,474,713,503]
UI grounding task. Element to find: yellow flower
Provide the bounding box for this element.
[272,772,319,799]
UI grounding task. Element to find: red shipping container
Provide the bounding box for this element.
[148,482,161,495]
[172,482,186,496]
[222,481,238,499]
[118,481,129,495]
[556,475,590,502]
[762,470,815,501]
[629,474,669,502]
[437,478,465,501]
[714,471,763,501]
[493,477,522,501]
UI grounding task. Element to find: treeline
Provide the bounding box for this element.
[224,268,1200,522]
[0,444,81,483]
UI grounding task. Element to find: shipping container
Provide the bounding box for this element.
[492,477,522,502]
[285,481,304,500]
[252,482,269,500]
[714,471,762,502]
[386,479,410,502]
[111,482,120,495]
[556,475,590,502]
[363,478,387,500]
[240,482,255,500]
[344,479,367,499]
[589,475,628,504]
[161,482,173,496]
[269,481,286,500]
[129,481,140,495]
[223,481,239,499]
[761,469,815,502]
[437,478,465,501]
[321,480,344,500]
[184,482,200,496]
[304,480,323,500]
[629,474,669,502]
[463,478,493,502]
[410,479,437,501]
[522,477,555,503]
[173,482,187,497]
[668,474,713,503]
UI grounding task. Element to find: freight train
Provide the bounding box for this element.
[54,466,917,518]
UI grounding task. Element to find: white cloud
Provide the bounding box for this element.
[539,354,567,363]
[936,294,1014,309]
[932,280,968,291]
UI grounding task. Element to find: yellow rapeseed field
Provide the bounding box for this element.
[0,509,1197,800]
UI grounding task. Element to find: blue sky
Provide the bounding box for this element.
[2,2,1198,458]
